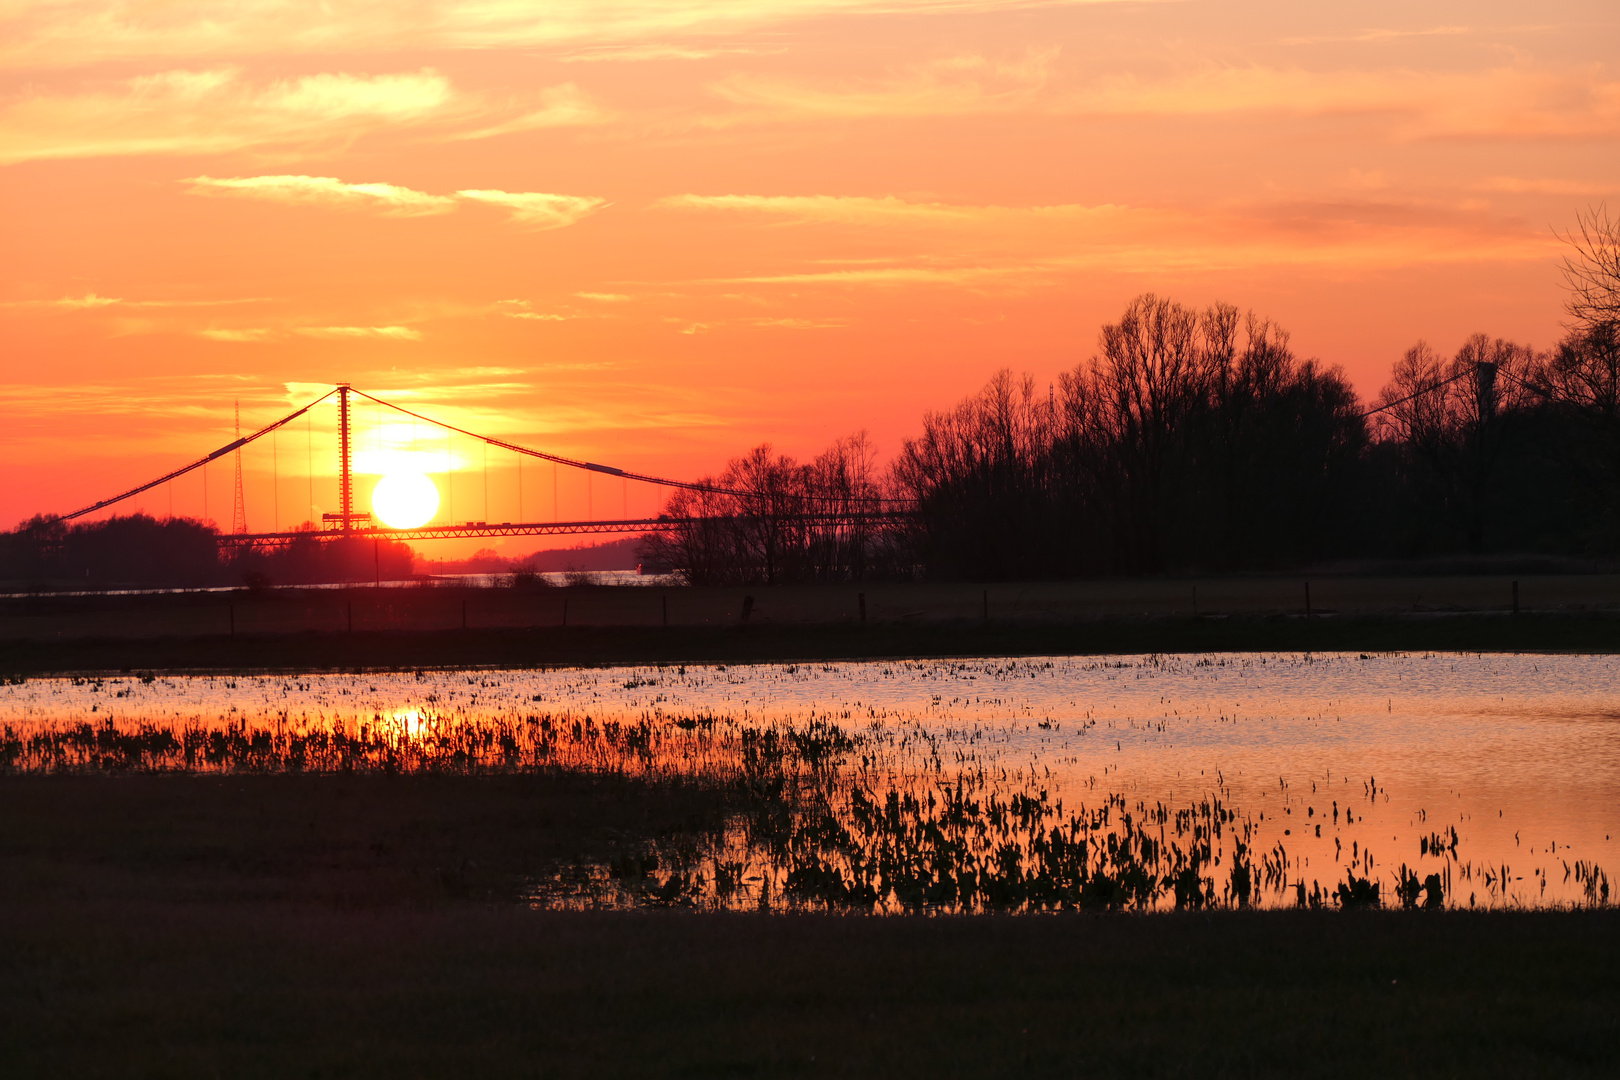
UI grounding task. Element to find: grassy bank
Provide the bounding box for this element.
[4,612,1620,674]
[0,773,1615,1078]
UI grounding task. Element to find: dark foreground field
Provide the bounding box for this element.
[2,774,1616,1078]
[8,584,1620,676]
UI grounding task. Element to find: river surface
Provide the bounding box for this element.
[4,652,1616,910]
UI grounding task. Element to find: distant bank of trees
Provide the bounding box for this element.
[6,209,1620,589]
[661,308,1619,584]
[638,435,912,586]
[0,515,413,589]
[644,209,1620,583]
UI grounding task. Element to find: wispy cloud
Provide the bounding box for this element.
[497,299,580,321]
[1275,26,1475,47]
[0,2,1124,69]
[296,325,424,341]
[557,42,783,63]
[710,49,1056,121]
[6,293,273,311]
[702,56,1620,141]
[453,83,609,139]
[682,194,1564,288]
[0,67,460,164]
[658,192,1117,226]
[5,293,124,309]
[740,316,849,328]
[199,328,275,342]
[1059,64,1620,140]
[181,175,607,229]
[186,175,458,216]
[721,264,1018,286]
[456,189,608,229]
[0,67,612,164]
[576,292,631,301]
[1475,176,1614,196]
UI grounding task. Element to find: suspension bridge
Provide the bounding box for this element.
[55,384,910,548]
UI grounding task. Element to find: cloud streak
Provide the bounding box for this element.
[296,325,424,340]
[658,192,1118,226]
[710,50,1055,121]
[186,175,458,216]
[673,193,1565,288]
[703,58,1620,141]
[1,2,1116,69]
[0,69,609,163]
[456,189,608,229]
[1058,64,1620,139]
[182,175,606,229]
[0,67,459,164]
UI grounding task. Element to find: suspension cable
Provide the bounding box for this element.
[59,389,340,522]
[1357,367,1474,420]
[347,387,910,507]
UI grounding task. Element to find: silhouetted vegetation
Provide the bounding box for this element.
[640,434,911,585]
[894,296,1367,578]
[10,207,1620,588]
[659,281,1620,582]
[0,515,413,590]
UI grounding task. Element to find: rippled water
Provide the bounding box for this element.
[3,652,1616,910]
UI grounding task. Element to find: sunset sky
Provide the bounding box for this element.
[3,0,1616,550]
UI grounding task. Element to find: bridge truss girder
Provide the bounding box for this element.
[214,512,914,548]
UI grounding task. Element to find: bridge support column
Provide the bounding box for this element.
[337,383,353,533]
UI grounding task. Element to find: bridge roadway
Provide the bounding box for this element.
[215,511,913,547]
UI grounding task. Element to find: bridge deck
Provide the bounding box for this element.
[216,512,912,546]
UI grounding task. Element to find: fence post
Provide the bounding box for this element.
[562,597,569,627]
[741,595,754,623]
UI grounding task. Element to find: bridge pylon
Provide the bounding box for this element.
[337,382,353,534]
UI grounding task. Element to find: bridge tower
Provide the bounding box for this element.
[337,382,353,533]
[230,399,247,535]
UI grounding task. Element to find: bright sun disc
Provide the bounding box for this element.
[372,472,439,529]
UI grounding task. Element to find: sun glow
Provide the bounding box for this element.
[372,472,439,529]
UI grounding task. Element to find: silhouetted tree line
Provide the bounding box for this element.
[639,435,913,585]
[0,515,412,589]
[648,208,1620,582]
[8,210,1620,588]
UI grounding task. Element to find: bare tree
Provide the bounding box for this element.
[1080,294,1210,571]
[893,370,1061,578]
[1375,335,1538,551]
[1560,204,1620,330]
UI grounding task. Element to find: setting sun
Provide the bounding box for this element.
[371,472,439,529]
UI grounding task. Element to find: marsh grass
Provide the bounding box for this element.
[7,704,1605,916]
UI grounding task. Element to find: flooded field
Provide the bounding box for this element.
[3,653,1615,912]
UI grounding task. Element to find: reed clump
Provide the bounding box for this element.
[4,709,1610,916]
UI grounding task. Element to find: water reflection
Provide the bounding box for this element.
[1,653,1614,911]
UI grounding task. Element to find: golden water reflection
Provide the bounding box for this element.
[2,653,1614,911]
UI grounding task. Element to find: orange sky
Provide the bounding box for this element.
[3,0,1617,552]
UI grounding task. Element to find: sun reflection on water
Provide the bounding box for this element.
[1,653,1616,911]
